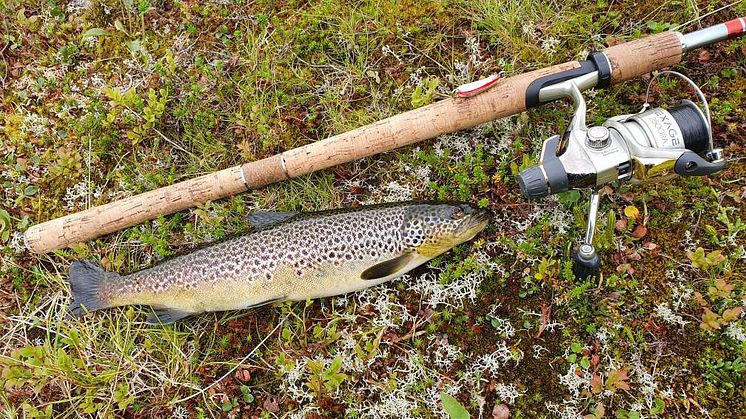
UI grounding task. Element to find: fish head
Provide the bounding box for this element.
[402,203,490,258]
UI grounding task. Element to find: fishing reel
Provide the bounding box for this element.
[517,71,726,279]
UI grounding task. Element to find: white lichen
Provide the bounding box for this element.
[669,282,693,310]
[468,342,516,377]
[279,358,313,403]
[654,303,689,327]
[558,364,590,399]
[63,180,104,210]
[432,339,463,369]
[725,322,746,342]
[545,401,583,419]
[541,37,561,55]
[494,382,525,405]
[488,316,516,339]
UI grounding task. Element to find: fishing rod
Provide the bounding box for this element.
[24,17,746,257]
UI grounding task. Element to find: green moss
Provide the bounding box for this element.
[1,0,744,417]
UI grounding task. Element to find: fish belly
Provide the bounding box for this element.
[122,275,283,313]
[118,252,429,314]
[284,254,431,301]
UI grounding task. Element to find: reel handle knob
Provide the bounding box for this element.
[572,244,600,279]
[517,166,549,199]
[517,135,568,200]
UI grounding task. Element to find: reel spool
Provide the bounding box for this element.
[517,71,726,279]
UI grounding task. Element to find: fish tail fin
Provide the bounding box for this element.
[68,260,120,317]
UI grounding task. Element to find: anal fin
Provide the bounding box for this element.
[244,296,285,310]
[146,308,195,325]
[361,252,415,280]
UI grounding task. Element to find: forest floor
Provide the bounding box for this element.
[1,0,745,418]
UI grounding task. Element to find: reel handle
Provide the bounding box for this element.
[572,189,601,279]
[675,151,727,177]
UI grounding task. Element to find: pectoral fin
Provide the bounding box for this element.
[361,253,415,280]
[146,308,195,325]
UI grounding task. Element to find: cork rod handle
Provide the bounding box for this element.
[603,31,683,82]
[24,32,684,254]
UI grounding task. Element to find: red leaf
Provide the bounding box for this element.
[263,397,279,413]
[631,225,647,239]
[627,251,642,261]
[697,49,712,62]
[590,374,603,394]
[722,307,743,323]
[493,403,510,419]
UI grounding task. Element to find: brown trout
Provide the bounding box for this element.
[68,202,489,324]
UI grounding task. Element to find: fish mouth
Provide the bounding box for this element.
[467,209,491,229]
[459,208,490,236]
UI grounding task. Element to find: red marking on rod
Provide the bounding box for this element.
[455,74,502,97]
[725,17,746,39]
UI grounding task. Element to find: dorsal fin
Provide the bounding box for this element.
[361,252,415,280]
[248,211,298,229]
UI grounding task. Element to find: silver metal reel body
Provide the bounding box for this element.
[518,71,726,278]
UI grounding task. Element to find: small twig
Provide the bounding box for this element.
[399,37,450,74]
[679,312,701,323]
[122,104,196,158]
[673,2,741,31]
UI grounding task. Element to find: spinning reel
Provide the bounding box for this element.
[517,71,726,279]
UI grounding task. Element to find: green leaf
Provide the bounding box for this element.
[557,190,580,207]
[705,250,725,267]
[650,398,665,415]
[440,393,470,419]
[126,39,148,61]
[411,77,440,108]
[687,247,707,269]
[23,185,37,196]
[114,19,127,33]
[329,356,343,373]
[0,209,11,239]
[240,385,254,403]
[81,28,110,39]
